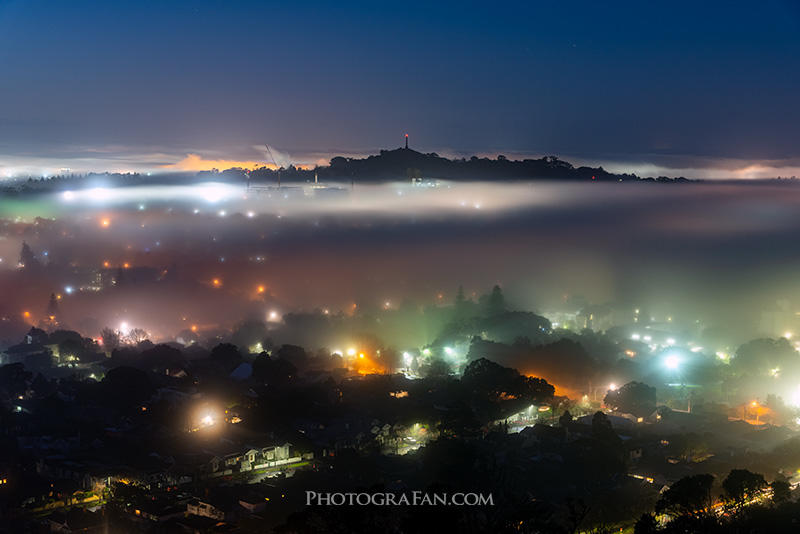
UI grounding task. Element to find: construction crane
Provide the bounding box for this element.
[265,144,281,189]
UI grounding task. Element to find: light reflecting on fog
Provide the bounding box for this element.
[3,179,800,346]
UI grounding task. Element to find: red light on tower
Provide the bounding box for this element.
[404,133,409,149]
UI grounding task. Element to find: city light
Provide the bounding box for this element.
[198,183,232,203]
[87,187,112,202]
[0,5,793,531]
[790,387,800,408]
[664,354,681,370]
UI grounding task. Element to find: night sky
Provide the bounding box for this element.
[0,0,798,177]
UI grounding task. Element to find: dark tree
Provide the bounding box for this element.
[733,338,800,377]
[485,285,506,317]
[46,293,60,319]
[655,473,714,517]
[252,354,297,385]
[771,479,792,505]
[604,381,657,418]
[462,357,554,403]
[127,328,149,344]
[100,327,120,352]
[102,366,154,408]
[140,344,184,372]
[231,320,269,352]
[210,342,242,362]
[274,344,308,370]
[722,469,766,511]
[0,363,32,398]
[633,513,658,534]
[422,357,451,378]
[19,241,39,269]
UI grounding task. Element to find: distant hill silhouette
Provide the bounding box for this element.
[241,147,690,184]
[326,148,635,182]
[1,147,697,195]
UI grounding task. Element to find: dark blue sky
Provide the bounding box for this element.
[0,0,798,177]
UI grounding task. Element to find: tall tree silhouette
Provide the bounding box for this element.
[19,241,39,269]
[485,285,506,317]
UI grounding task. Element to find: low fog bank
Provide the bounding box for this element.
[1,180,800,345]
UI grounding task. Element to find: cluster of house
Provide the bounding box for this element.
[45,488,283,532]
[204,442,312,478]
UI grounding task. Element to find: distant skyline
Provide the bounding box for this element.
[1,0,798,178]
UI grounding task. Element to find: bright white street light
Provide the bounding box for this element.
[665,354,680,370]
